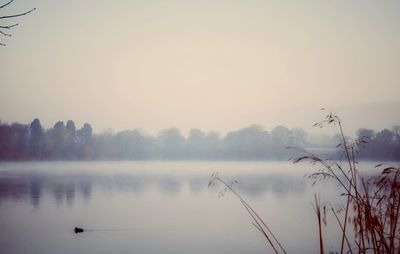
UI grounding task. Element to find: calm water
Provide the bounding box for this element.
[0,161,379,254]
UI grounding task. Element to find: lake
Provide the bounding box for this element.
[0,161,379,254]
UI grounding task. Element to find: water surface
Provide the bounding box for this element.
[0,161,377,254]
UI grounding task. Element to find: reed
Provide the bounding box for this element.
[289,111,400,254]
[209,173,287,254]
[210,111,399,254]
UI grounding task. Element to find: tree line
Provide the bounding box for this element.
[0,118,399,161]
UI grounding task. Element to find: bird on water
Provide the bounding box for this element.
[74,227,84,234]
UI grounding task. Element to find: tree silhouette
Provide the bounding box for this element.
[157,128,185,159]
[0,0,35,46]
[65,120,77,159]
[0,118,399,161]
[29,118,43,159]
[51,121,67,159]
[77,123,92,145]
[77,123,93,159]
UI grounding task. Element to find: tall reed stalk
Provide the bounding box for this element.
[210,111,399,254]
[289,111,400,254]
[209,173,287,254]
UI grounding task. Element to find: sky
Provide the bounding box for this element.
[1,0,400,135]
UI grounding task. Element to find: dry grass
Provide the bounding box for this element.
[210,111,400,254]
[289,111,400,254]
[209,173,287,254]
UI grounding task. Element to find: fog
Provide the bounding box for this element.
[1,0,400,135]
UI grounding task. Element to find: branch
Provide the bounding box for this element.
[0,23,18,29]
[0,0,14,9]
[0,7,36,19]
[0,30,11,36]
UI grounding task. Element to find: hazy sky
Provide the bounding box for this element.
[1,0,399,135]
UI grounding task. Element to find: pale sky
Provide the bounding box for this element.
[1,0,399,135]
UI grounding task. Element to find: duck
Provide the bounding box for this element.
[74,227,84,234]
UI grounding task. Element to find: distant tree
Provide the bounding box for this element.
[0,0,35,46]
[1,117,400,161]
[0,122,29,159]
[393,126,400,160]
[204,131,222,159]
[111,129,153,159]
[77,123,93,159]
[65,120,77,159]
[356,128,376,159]
[157,128,186,159]
[187,129,207,159]
[129,129,154,159]
[66,120,76,136]
[10,122,29,159]
[224,125,269,159]
[357,128,399,160]
[77,123,93,145]
[29,118,43,159]
[376,129,395,145]
[289,128,307,147]
[187,128,223,159]
[357,128,375,140]
[270,125,292,159]
[375,129,396,160]
[113,130,135,159]
[49,121,68,159]
[270,125,291,145]
[0,122,14,159]
[93,131,114,159]
[393,125,400,137]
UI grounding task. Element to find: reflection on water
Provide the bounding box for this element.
[0,173,92,208]
[0,169,307,208]
[0,161,347,254]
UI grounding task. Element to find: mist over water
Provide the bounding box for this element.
[0,161,348,254]
[1,161,386,254]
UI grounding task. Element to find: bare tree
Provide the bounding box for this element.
[0,0,35,46]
